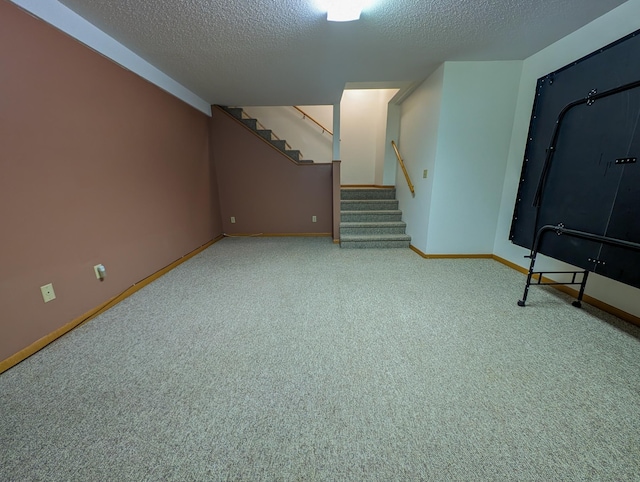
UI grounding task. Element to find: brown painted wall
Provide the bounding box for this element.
[0,2,222,362]
[211,108,333,235]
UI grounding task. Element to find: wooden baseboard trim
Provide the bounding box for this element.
[492,255,640,327]
[408,250,640,326]
[0,236,223,375]
[223,233,332,238]
[491,255,526,274]
[410,245,493,259]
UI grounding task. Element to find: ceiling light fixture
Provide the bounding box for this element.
[324,0,369,22]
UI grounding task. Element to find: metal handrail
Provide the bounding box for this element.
[391,140,415,195]
[293,106,333,136]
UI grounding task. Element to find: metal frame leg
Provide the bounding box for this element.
[517,253,537,307]
[571,270,589,308]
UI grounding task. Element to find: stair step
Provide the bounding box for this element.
[341,199,398,211]
[219,106,308,163]
[340,221,407,235]
[241,118,257,130]
[340,188,396,200]
[270,139,286,151]
[285,150,301,161]
[338,187,410,248]
[340,210,403,222]
[340,234,411,249]
[222,106,243,119]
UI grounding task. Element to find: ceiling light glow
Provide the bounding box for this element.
[322,0,371,22]
[328,4,362,22]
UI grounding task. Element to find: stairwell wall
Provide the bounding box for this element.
[383,102,401,186]
[425,61,522,255]
[0,1,222,364]
[396,65,445,252]
[340,89,399,185]
[241,106,334,164]
[397,62,521,255]
[210,108,333,236]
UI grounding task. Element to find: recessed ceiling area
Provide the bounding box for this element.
[56,0,628,106]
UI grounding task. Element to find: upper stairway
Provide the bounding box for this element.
[218,106,313,164]
[340,187,411,248]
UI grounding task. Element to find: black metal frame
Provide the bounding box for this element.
[518,224,640,307]
[533,79,640,207]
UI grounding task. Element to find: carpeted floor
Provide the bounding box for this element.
[2,237,640,481]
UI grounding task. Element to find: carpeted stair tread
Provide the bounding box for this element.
[285,150,301,161]
[241,118,257,129]
[339,186,410,248]
[341,209,403,215]
[340,234,411,241]
[341,199,399,210]
[340,221,406,227]
[221,106,243,119]
[340,221,407,235]
[218,106,312,163]
[340,188,396,200]
[341,210,403,222]
[339,234,411,249]
[270,139,287,150]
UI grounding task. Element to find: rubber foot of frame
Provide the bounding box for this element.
[572,301,582,308]
[517,300,526,307]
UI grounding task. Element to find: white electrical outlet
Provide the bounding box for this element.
[230,216,236,224]
[40,283,56,303]
[312,216,317,223]
[423,169,428,179]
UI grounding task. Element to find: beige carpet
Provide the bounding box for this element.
[2,237,639,480]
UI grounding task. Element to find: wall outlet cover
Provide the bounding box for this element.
[40,283,56,303]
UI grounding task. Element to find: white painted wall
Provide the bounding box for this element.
[372,93,395,185]
[383,103,401,186]
[242,106,333,163]
[333,102,341,162]
[397,62,521,254]
[340,89,398,184]
[494,0,640,316]
[397,65,445,252]
[9,0,210,115]
[426,61,522,254]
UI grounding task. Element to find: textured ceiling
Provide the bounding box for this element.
[57,0,628,106]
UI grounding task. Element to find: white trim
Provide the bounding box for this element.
[9,0,211,116]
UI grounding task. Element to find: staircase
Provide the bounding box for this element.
[340,187,411,248]
[218,106,313,163]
